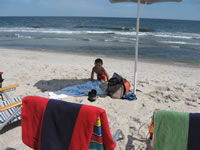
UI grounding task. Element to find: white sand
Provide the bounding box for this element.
[0,48,200,150]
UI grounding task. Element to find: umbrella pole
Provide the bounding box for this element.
[133,0,140,95]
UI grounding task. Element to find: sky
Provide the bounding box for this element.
[0,0,200,21]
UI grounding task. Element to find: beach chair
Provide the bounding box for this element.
[0,97,22,131]
[21,96,124,150]
[148,110,200,150]
[0,84,19,101]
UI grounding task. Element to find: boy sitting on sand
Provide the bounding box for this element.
[91,58,109,81]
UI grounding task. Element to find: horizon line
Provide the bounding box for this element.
[0,15,199,22]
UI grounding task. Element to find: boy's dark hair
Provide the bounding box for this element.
[95,58,103,65]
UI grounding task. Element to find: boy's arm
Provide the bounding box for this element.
[105,71,109,81]
[103,68,109,81]
[91,68,95,81]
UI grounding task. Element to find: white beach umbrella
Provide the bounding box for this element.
[109,0,182,95]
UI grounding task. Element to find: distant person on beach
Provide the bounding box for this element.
[91,58,109,81]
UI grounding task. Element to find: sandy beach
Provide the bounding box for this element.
[0,48,200,150]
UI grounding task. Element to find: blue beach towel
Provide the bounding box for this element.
[49,81,106,99]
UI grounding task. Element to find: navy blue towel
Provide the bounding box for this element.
[187,113,200,150]
[40,99,82,150]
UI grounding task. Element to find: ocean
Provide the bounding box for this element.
[0,16,200,64]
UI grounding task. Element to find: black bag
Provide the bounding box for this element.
[107,73,124,99]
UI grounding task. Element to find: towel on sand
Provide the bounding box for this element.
[21,96,116,150]
[48,81,106,99]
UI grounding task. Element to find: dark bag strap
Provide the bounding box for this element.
[108,78,120,85]
[108,73,123,85]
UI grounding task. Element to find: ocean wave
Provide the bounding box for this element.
[15,34,32,39]
[153,33,193,39]
[0,33,135,43]
[160,41,188,44]
[170,45,181,49]
[74,25,135,31]
[0,27,133,35]
[2,32,199,46]
[159,40,200,45]
[0,27,153,36]
[192,37,200,40]
[151,32,200,40]
[74,25,153,32]
[0,27,200,42]
[51,37,133,43]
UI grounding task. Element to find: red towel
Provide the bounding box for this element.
[21,96,116,150]
[21,96,49,150]
[70,104,116,150]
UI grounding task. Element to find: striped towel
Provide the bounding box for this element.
[0,97,22,124]
[152,110,200,150]
[89,118,104,150]
[22,96,116,150]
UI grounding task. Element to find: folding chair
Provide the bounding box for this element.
[147,111,157,150]
[21,96,124,150]
[0,84,19,101]
[0,97,22,131]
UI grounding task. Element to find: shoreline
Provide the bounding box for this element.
[1,47,200,69]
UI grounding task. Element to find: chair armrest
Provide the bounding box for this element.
[0,100,22,112]
[0,84,19,92]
